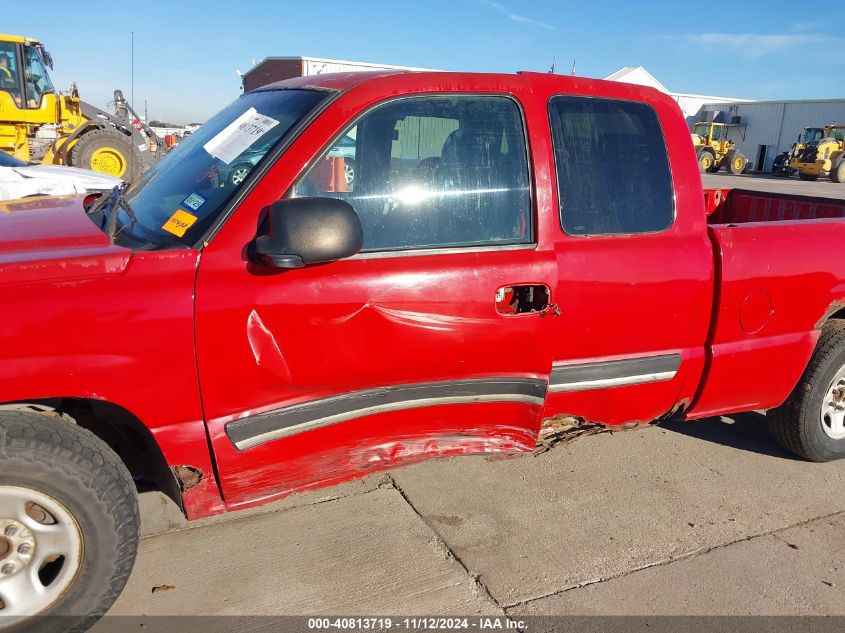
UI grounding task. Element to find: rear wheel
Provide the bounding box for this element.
[0,411,139,632]
[831,160,845,183]
[69,128,143,182]
[768,320,845,461]
[697,150,716,173]
[726,150,747,175]
[798,171,818,181]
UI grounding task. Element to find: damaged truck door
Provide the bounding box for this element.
[194,92,557,508]
[541,96,714,426]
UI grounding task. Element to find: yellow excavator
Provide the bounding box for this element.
[691,121,748,174]
[788,124,845,183]
[0,34,165,182]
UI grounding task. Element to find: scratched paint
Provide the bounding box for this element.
[223,424,537,511]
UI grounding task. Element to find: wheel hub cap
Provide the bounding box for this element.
[90,147,127,178]
[821,368,845,440]
[0,486,83,621]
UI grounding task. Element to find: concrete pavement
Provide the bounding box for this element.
[100,412,844,624]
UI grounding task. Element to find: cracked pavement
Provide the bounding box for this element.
[100,412,844,624]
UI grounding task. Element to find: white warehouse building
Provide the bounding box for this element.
[698,99,845,173]
[606,66,845,173]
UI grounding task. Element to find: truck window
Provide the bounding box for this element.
[290,95,532,252]
[549,96,673,236]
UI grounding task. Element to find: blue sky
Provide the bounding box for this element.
[5,1,844,123]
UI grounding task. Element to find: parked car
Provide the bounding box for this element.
[0,145,121,201]
[3,70,845,631]
[224,132,356,187]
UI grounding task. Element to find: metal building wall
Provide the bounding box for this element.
[701,100,845,172]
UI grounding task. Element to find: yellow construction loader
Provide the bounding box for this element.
[0,34,164,182]
[772,127,826,177]
[691,121,747,174]
[788,124,845,183]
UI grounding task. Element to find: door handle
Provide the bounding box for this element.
[496,284,554,315]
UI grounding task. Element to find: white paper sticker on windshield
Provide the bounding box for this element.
[203,107,279,165]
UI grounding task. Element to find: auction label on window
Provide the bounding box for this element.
[203,107,279,164]
[161,209,198,237]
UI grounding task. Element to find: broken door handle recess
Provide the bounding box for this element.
[496,284,556,315]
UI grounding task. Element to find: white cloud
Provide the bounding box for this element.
[478,0,555,30]
[665,32,837,59]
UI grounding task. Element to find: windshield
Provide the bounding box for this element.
[693,123,710,137]
[109,88,327,247]
[0,151,27,168]
[805,128,825,142]
[23,45,55,107]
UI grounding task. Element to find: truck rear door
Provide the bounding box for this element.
[541,93,714,425]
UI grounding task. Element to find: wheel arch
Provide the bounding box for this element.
[0,397,185,515]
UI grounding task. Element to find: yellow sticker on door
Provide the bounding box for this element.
[161,209,198,237]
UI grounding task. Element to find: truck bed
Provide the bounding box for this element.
[689,187,845,419]
[704,188,845,224]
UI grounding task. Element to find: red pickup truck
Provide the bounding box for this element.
[2,70,845,630]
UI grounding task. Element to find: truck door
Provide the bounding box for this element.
[194,92,555,508]
[542,95,713,425]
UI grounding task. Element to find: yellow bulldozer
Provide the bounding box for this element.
[0,34,164,182]
[788,124,845,183]
[691,121,748,174]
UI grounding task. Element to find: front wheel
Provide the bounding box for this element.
[768,320,845,461]
[69,127,144,182]
[227,163,253,187]
[798,172,818,181]
[0,411,139,631]
[697,150,716,173]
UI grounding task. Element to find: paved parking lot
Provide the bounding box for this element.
[96,412,844,628]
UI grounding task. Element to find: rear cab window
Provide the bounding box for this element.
[548,96,674,236]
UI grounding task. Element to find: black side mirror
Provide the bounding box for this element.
[252,197,363,269]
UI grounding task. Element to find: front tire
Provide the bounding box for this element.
[69,128,143,182]
[798,171,818,181]
[0,411,139,632]
[227,163,253,187]
[697,150,716,173]
[768,320,845,461]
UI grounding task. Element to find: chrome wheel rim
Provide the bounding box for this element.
[821,366,845,440]
[230,167,250,186]
[0,486,83,623]
[344,162,354,185]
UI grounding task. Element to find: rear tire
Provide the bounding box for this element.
[831,160,845,183]
[798,172,818,181]
[767,320,845,462]
[726,150,747,175]
[69,128,143,182]
[0,411,139,632]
